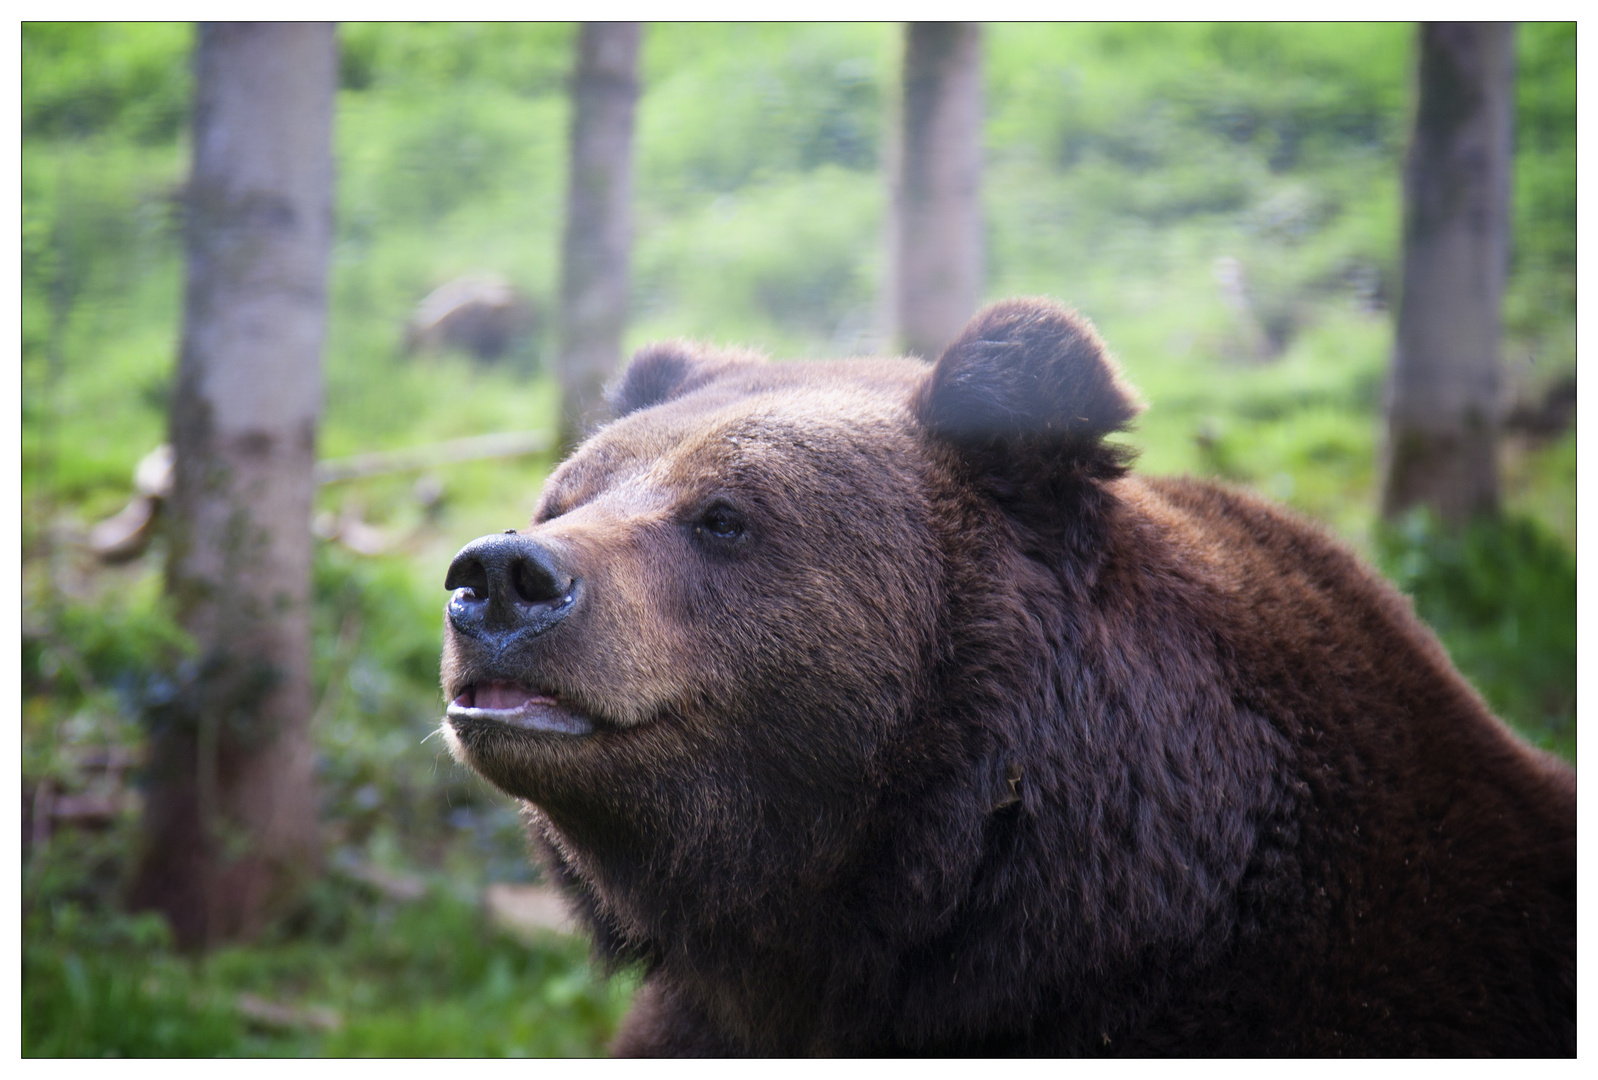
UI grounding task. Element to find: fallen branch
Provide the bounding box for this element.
[235,993,343,1033]
[88,431,555,562]
[313,429,554,484]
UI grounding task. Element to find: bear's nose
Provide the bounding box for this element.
[444,532,579,641]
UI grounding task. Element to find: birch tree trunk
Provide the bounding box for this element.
[131,22,336,948]
[557,22,641,455]
[892,22,983,360]
[1383,22,1515,524]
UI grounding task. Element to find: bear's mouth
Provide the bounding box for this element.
[446,680,594,736]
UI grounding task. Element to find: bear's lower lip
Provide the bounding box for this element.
[446,680,594,736]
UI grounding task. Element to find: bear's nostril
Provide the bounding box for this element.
[445,556,490,596]
[512,556,565,605]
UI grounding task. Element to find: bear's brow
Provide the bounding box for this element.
[555,383,911,508]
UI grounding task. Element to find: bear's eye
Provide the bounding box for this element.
[694,503,746,543]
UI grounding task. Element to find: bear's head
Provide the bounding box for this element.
[439,298,1185,996]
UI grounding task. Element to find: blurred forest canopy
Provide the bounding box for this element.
[22,22,1575,1056]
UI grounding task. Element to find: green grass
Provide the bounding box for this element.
[24,877,634,1057]
[21,21,1574,1056]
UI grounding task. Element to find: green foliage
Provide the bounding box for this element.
[634,166,882,349]
[984,22,1408,386]
[1505,427,1576,550]
[1506,23,1576,355]
[21,134,186,509]
[22,23,194,142]
[23,903,245,1057]
[639,23,886,202]
[22,548,622,1057]
[21,569,188,808]
[337,22,574,96]
[23,572,188,706]
[1377,512,1576,761]
[300,887,632,1056]
[24,883,631,1057]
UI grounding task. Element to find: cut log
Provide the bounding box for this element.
[484,882,577,937]
[87,495,160,563]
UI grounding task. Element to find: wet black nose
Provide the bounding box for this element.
[444,532,579,641]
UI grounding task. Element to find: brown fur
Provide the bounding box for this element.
[441,298,1575,1055]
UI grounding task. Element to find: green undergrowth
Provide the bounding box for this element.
[24,877,634,1057]
[22,516,630,1056]
[1377,510,1577,761]
[23,541,633,1058]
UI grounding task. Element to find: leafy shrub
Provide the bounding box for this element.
[1377,511,1576,760]
[23,902,245,1057]
[22,23,193,142]
[24,881,630,1058]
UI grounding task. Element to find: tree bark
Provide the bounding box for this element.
[892,22,983,361]
[1383,22,1515,525]
[557,22,641,455]
[131,22,336,949]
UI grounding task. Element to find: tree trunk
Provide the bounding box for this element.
[131,22,336,949]
[1383,22,1515,525]
[892,22,983,360]
[557,22,641,455]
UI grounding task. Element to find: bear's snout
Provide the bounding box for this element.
[444,532,579,646]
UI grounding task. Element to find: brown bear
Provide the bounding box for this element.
[440,298,1575,1056]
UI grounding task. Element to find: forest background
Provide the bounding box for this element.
[20,22,1576,1056]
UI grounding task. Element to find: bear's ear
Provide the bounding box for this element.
[914,298,1143,494]
[606,341,761,418]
